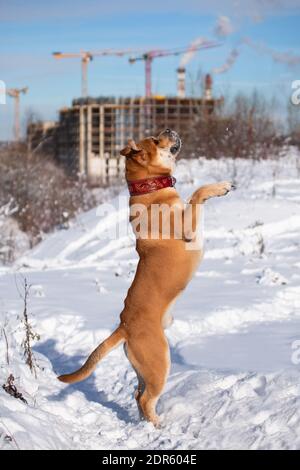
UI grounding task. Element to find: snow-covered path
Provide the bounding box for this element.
[1,155,300,450]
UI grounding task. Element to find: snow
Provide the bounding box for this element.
[1,150,300,449]
[0,202,29,265]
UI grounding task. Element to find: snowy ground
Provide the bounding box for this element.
[1,151,300,450]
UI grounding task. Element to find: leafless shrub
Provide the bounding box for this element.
[2,374,28,404]
[181,91,282,160]
[2,326,9,365]
[0,144,97,249]
[287,102,300,175]
[20,278,40,377]
[0,200,28,264]
[287,101,300,147]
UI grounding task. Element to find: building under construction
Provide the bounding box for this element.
[28,73,222,185]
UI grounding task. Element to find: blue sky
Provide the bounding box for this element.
[0,0,300,140]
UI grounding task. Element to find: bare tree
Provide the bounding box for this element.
[0,144,97,256]
[182,90,282,160]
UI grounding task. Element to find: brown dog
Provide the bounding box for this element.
[58,129,233,426]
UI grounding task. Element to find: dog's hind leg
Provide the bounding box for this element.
[126,332,170,427]
[134,372,145,402]
[124,343,145,405]
[162,303,175,329]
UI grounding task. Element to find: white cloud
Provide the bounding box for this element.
[244,37,300,68]
[214,16,234,37]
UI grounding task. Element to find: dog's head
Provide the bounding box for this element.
[120,129,181,180]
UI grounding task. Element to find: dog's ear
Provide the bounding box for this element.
[120,146,132,157]
[120,139,147,166]
[120,139,138,157]
[150,136,159,145]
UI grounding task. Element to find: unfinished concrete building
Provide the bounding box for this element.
[28,74,222,185]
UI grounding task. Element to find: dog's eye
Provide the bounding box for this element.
[151,137,159,145]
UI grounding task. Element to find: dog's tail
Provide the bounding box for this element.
[57,326,126,384]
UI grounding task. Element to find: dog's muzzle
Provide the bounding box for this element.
[159,128,182,155]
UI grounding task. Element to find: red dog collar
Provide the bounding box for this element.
[127,175,176,196]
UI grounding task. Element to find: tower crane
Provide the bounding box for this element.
[7,87,28,141]
[52,49,138,97]
[129,41,221,98]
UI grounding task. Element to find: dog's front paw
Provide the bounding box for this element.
[215,181,235,197]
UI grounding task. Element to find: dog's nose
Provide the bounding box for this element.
[165,128,171,133]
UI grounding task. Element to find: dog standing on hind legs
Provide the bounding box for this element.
[58,129,234,427]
